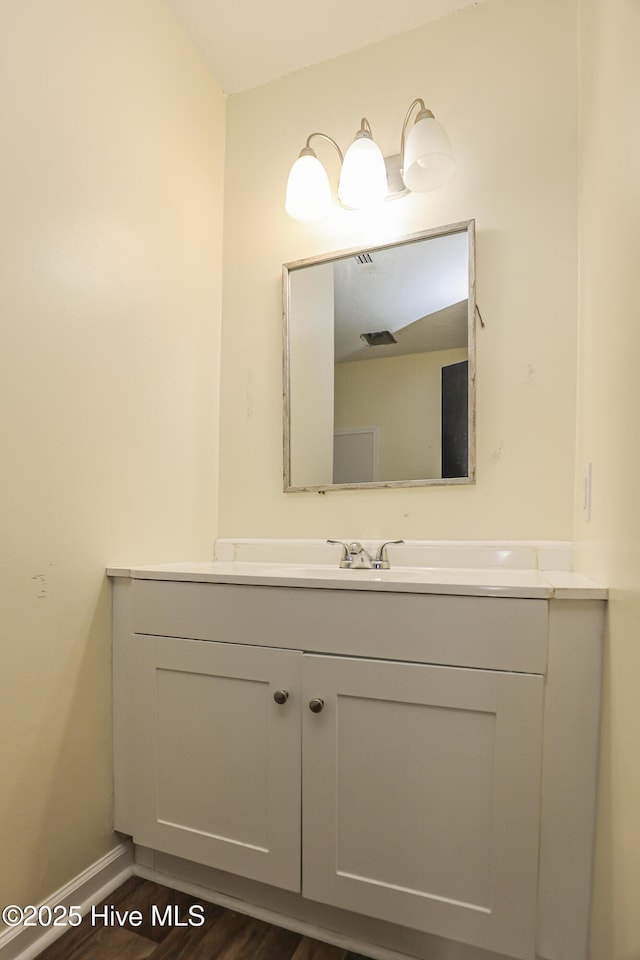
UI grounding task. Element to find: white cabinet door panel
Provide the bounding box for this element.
[130,637,302,892]
[302,655,543,960]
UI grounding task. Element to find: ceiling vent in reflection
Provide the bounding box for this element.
[354,253,373,264]
[360,330,397,346]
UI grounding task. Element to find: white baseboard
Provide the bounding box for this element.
[0,842,134,960]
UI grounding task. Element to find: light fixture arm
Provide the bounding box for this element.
[302,132,344,164]
[355,117,374,140]
[400,98,434,172]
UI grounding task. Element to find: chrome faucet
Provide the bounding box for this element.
[326,540,365,568]
[374,540,404,569]
[347,542,375,568]
[327,539,404,570]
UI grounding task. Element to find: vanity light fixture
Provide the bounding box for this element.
[401,99,455,192]
[285,133,342,222]
[285,98,454,221]
[337,118,388,210]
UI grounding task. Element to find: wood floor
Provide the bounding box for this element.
[35,877,373,960]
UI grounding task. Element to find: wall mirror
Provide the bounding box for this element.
[283,219,475,492]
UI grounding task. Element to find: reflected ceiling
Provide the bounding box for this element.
[333,231,469,361]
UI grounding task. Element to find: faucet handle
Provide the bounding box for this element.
[327,539,352,568]
[374,540,404,569]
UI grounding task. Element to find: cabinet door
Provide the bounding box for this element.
[302,656,543,960]
[130,637,301,892]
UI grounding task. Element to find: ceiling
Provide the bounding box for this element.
[165,0,485,94]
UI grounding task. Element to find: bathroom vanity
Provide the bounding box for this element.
[109,546,605,960]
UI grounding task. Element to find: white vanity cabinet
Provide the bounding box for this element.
[128,637,302,892]
[111,568,605,960]
[302,655,543,960]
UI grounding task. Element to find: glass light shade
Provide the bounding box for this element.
[403,116,455,192]
[337,136,388,209]
[285,153,332,221]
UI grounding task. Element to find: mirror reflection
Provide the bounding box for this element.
[283,220,475,491]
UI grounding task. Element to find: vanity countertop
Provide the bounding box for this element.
[106,561,607,601]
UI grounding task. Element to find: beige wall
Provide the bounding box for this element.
[0,0,225,916]
[575,0,640,957]
[219,0,579,540]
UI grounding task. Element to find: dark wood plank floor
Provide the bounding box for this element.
[35,877,373,960]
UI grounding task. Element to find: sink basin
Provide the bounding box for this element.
[252,563,408,580]
[246,562,549,588]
